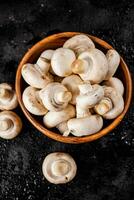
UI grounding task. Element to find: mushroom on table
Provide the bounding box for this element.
[42,152,77,184]
[0,83,18,110]
[0,111,22,139]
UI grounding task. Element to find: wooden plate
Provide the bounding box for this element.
[15,32,132,144]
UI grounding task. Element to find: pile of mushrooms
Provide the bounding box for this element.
[0,83,22,139]
[21,34,124,137]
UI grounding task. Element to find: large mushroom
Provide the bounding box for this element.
[105,49,120,80]
[21,63,53,89]
[22,86,48,116]
[42,152,77,184]
[95,86,124,119]
[71,48,108,83]
[103,77,124,96]
[43,104,75,128]
[0,111,22,139]
[39,82,72,111]
[63,34,95,56]
[51,48,76,77]
[64,114,103,137]
[62,75,83,105]
[0,83,18,110]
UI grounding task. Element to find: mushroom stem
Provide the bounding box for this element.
[51,159,70,176]
[0,119,13,131]
[0,88,11,99]
[55,91,72,103]
[94,97,113,115]
[76,105,91,118]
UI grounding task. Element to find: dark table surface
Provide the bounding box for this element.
[0,0,134,200]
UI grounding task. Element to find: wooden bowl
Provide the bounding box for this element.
[16,32,132,144]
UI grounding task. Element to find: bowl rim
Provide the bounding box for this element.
[15,32,132,144]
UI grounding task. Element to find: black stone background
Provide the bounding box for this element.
[0,0,134,199]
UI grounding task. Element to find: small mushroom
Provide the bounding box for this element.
[0,111,22,139]
[39,82,72,111]
[51,48,76,77]
[62,75,83,105]
[63,34,95,56]
[36,49,54,74]
[22,86,48,116]
[42,152,77,184]
[64,115,103,137]
[94,97,113,115]
[21,63,53,89]
[76,83,104,118]
[103,77,124,96]
[100,86,124,119]
[0,83,18,110]
[43,104,75,128]
[71,48,108,83]
[105,49,120,80]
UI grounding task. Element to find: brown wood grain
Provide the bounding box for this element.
[15,32,132,144]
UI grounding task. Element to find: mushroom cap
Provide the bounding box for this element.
[42,152,77,184]
[102,86,124,119]
[40,49,54,60]
[36,49,55,75]
[39,82,72,111]
[72,48,108,83]
[76,84,104,109]
[22,86,48,116]
[0,83,18,110]
[0,111,22,139]
[43,104,75,128]
[103,77,124,96]
[67,115,103,137]
[62,75,83,105]
[105,49,120,80]
[21,63,53,89]
[51,48,76,77]
[63,34,95,56]
[36,57,50,75]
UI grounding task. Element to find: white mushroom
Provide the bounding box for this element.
[39,82,72,111]
[36,49,54,74]
[51,48,76,77]
[21,63,53,89]
[76,83,104,118]
[103,77,124,96]
[0,111,22,139]
[62,75,83,105]
[63,34,95,56]
[22,86,48,116]
[105,49,120,80]
[71,48,108,83]
[0,83,18,110]
[43,104,75,128]
[98,86,124,119]
[64,115,103,137]
[42,152,77,184]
